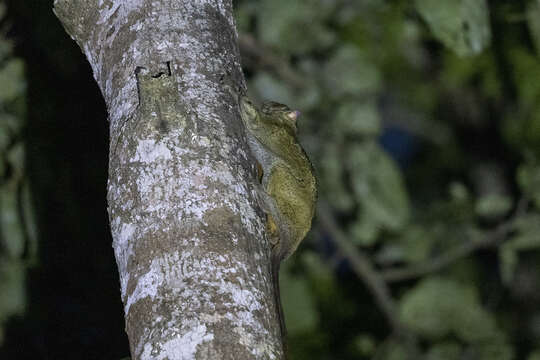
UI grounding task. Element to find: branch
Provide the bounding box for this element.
[318,201,421,358]
[317,201,406,336]
[56,1,284,358]
[381,197,529,283]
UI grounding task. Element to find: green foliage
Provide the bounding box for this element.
[256,0,336,55]
[0,259,25,343]
[415,0,491,56]
[499,213,540,284]
[400,278,514,359]
[425,342,461,360]
[474,193,512,219]
[322,45,381,98]
[400,278,497,341]
[347,142,409,245]
[351,333,376,357]
[529,350,540,360]
[503,49,540,154]
[518,160,540,208]
[335,100,381,137]
[527,0,540,56]
[0,59,25,102]
[237,0,540,357]
[281,260,319,335]
[0,175,25,257]
[0,5,33,346]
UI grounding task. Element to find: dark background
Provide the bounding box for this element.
[1,1,127,359]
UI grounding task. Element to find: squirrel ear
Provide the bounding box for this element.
[285,111,299,133]
[286,110,300,122]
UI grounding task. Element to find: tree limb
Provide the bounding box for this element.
[382,197,529,283]
[317,201,404,335]
[54,1,284,359]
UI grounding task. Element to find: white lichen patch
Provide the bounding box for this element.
[133,139,173,163]
[107,135,279,356]
[97,0,146,27]
[124,252,165,314]
[111,220,137,298]
[83,42,102,85]
[123,132,259,229]
[140,322,214,360]
[234,321,278,360]
[114,129,266,306]
[161,324,214,360]
[126,249,275,359]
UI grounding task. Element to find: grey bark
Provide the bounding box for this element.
[53,1,283,359]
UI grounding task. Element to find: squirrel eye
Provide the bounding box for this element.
[241,99,258,116]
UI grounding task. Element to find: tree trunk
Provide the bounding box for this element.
[53,1,283,359]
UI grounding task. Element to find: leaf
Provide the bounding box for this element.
[471,339,515,360]
[301,251,333,287]
[7,142,25,178]
[251,69,321,111]
[440,52,501,98]
[0,118,10,169]
[374,340,410,360]
[256,0,336,55]
[400,278,456,339]
[415,0,491,56]
[375,225,433,265]
[0,59,26,102]
[509,213,540,250]
[0,38,13,64]
[499,244,518,286]
[251,72,294,105]
[509,49,540,107]
[234,2,256,34]
[0,178,25,258]
[347,142,410,233]
[21,183,38,264]
[352,333,376,357]
[503,50,540,152]
[399,277,504,343]
[527,0,540,56]
[449,182,470,202]
[349,211,381,246]
[301,252,357,324]
[517,162,540,208]
[474,194,512,219]
[335,100,381,137]
[323,45,381,98]
[0,258,26,345]
[454,299,499,343]
[528,350,540,360]
[426,341,462,360]
[499,213,540,285]
[320,143,355,212]
[399,225,433,264]
[280,264,319,335]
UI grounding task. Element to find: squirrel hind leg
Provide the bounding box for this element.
[255,187,291,255]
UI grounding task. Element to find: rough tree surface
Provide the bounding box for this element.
[53,0,283,359]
